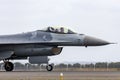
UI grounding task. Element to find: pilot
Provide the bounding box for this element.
[60,27,64,33]
[48,27,54,32]
[55,29,59,33]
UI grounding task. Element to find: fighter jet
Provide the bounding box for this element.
[0,26,112,71]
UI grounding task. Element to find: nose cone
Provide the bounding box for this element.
[84,36,110,46]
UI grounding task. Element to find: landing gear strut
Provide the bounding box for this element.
[4,61,14,71]
[46,64,53,71]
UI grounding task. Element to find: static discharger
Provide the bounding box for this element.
[60,73,64,80]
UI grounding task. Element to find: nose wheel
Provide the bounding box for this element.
[46,64,53,71]
[4,62,14,71]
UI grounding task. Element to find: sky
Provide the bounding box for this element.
[0,0,119,64]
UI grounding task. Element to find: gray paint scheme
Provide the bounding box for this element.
[0,27,111,64]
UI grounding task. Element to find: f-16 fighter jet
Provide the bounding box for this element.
[0,26,112,71]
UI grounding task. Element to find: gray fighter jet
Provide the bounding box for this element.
[0,26,112,71]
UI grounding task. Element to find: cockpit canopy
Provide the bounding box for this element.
[42,26,76,34]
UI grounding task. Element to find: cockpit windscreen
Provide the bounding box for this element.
[42,26,76,34]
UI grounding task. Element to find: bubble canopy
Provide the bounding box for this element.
[42,26,76,34]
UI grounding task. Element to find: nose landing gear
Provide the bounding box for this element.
[46,64,53,71]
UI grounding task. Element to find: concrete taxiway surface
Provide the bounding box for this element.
[0,71,120,80]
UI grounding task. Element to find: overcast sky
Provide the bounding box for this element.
[0,0,120,63]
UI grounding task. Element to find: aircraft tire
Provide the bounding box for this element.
[46,64,53,71]
[4,62,14,71]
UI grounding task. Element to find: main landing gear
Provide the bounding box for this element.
[3,61,14,71]
[2,60,53,72]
